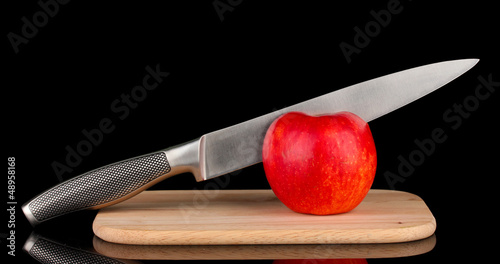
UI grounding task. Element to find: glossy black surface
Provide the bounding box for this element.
[5,1,498,263]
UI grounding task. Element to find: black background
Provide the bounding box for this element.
[3,0,499,263]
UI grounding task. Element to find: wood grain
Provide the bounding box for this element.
[93,235,436,260]
[93,189,435,245]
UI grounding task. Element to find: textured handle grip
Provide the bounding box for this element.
[23,152,171,225]
[24,233,136,264]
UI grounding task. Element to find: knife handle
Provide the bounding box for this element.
[22,138,203,226]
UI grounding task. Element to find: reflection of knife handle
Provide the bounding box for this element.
[23,139,202,226]
[24,233,141,264]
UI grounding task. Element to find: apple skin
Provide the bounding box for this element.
[262,111,377,215]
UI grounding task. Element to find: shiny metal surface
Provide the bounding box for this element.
[24,233,138,264]
[163,138,204,181]
[200,59,479,180]
[22,59,478,224]
[24,152,172,225]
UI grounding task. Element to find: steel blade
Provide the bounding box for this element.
[199,59,478,180]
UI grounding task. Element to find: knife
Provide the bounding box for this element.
[23,59,478,225]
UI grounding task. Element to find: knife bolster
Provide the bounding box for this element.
[163,137,204,182]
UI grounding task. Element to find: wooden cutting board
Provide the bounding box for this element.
[93,189,435,245]
[93,235,437,260]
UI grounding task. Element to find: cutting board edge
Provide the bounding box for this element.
[93,189,436,245]
[93,234,437,260]
[93,217,436,245]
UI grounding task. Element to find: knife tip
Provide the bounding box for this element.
[466,58,480,65]
[453,58,480,72]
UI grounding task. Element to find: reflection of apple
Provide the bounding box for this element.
[262,112,377,215]
[273,259,368,264]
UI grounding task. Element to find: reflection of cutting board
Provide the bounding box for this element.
[93,189,435,245]
[93,235,437,260]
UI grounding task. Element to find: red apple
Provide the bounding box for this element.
[262,111,376,215]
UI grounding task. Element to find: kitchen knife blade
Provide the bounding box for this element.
[23,59,478,225]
